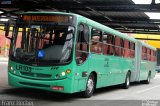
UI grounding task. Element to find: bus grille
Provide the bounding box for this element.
[19,82,50,88]
[20,72,52,78]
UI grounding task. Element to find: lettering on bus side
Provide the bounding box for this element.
[104,58,109,67]
[16,65,33,72]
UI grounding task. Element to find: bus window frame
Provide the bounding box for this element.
[75,23,89,65]
[120,38,124,57]
[90,27,103,54]
[115,36,122,56]
[124,39,130,58]
[102,32,115,56]
[129,42,135,58]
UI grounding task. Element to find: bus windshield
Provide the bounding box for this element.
[10,23,74,66]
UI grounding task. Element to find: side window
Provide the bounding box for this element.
[129,42,135,58]
[151,50,153,61]
[105,34,115,55]
[142,46,144,60]
[154,51,156,62]
[120,38,124,57]
[115,36,121,56]
[102,32,108,55]
[152,50,156,62]
[76,24,89,65]
[144,47,147,60]
[102,32,115,55]
[147,49,151,61]
[142,46,147,60]
[90,28,102,54]
[124,39,130,58]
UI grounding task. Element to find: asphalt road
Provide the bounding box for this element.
[0,62,160,106]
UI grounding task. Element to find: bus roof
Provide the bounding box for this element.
[19,11,75,15]
[75,14,156,51]
[75,14,137,43]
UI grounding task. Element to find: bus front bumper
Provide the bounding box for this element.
[8,72,73,93]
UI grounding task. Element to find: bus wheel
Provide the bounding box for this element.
[123,72,130,89]
[82,73,95,98]
[144,72,151,84]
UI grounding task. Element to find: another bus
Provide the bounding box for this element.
[5,12,157,98]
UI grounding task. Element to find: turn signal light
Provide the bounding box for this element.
[66,69,71,74]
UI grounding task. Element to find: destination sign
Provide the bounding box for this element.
[22,15,69,23]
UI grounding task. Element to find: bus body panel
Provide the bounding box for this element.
[8,72,73,93]
[140,61,156,80]
[135,41,141,81]
[139,41,156,81]
[8,60,77,93]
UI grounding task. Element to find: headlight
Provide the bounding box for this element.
[61,72,66,76]
[8,66,16,74]
[10,67,14,71]
[8,65,14,71]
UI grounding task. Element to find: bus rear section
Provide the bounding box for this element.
[135,41,156,83]
[140,42,156,82]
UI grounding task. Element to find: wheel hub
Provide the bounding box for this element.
[127,76,130,86]
[87,78,94,93]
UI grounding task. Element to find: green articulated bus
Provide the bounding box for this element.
[6,12,157,98]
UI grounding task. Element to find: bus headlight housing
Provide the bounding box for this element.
[9,65,14,71]
[11,67,14,71]
[61,72,66,76]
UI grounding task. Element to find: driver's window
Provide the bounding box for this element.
[76,24,89,65]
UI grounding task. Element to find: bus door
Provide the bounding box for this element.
[75,23,90,91]
[135,41,141,81]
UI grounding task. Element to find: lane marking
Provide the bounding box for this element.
[137,85,160,94]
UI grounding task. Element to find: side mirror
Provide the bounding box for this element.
[5,23,10,37]
[5,23,13,40]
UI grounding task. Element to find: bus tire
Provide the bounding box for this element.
[82,73,95,98]
[122,72,130,89]
[144,72,151,84]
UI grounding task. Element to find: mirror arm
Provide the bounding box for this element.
[6,36,13,40]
